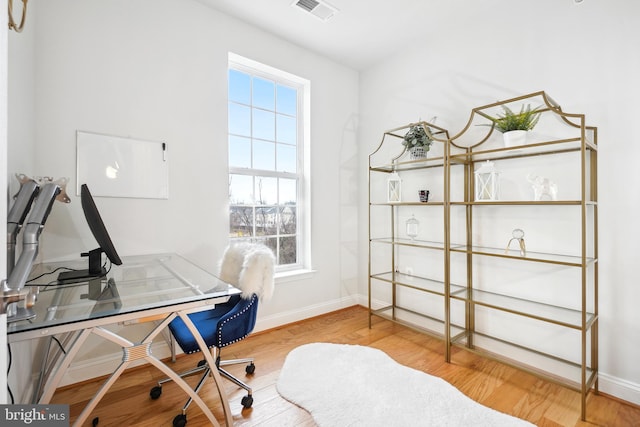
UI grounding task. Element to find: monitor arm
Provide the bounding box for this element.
[2,181,66,317]
[7,177,40,277]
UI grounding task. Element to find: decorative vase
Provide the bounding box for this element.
[409,146,427,160]
[502,130,527,147]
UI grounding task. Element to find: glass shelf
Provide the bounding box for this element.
[370,155,446,172]
[450,288,596,329]
[370,238,449,251]
[370,201,444,206]
[450,331,597,392]
[371,305,466,340]
[450,200,591,206]
[371,271,465,296]
[449,245,596,267]
[450,137,596,166]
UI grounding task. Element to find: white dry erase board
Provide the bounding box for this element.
[76,131,169,199]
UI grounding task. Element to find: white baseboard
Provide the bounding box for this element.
[59,341,174,387]
[58,294,640,408]
[60,295,360,387]
[599,372,640,406]
[253,294,360,333]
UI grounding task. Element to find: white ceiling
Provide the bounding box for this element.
[194,0,466,70]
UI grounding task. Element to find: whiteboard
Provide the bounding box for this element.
[76,131,169,199]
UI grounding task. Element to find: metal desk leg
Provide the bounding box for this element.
[71,314,229,427]
[177,311,233,427]
[32,331,80,404]
[38,328,93,404]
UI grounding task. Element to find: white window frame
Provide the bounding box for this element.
[228,53,311,273]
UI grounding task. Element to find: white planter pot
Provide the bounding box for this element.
[502,130,527,147]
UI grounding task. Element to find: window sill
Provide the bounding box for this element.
[275,269,317,284]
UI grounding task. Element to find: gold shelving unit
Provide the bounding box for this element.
[368,92,598,421]
[368,121,453,339]
[447,91,598,421]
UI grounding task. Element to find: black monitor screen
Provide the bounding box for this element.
[57,184,122,283]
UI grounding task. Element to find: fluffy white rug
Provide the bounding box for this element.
[277,343,534,427]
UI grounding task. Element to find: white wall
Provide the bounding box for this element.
[7,0,359,396]
[359,0,640,404]
[1,0,9,405]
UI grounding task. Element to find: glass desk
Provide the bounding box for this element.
[7,253,240,427]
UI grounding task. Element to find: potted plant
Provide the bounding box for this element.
[486,104,542,147]
[402,124,433,159]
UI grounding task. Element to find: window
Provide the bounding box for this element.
[227,54,309,271]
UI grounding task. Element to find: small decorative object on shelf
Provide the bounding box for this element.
[483,104,542,147]
[474,161,500,201]
[505,228,526,256]
[419,190,430,203]
[387,171,402,202]
[402,124,433,159]
[406,215,419,240]
[527,173,558,201]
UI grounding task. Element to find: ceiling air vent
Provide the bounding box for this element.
[292,0,339,22]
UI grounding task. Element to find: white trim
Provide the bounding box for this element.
[56,340,174,388]
[227,52,312,272]
[37,295,640,409]
[598,372,640,406]
[275,268,316,283]
[54,296,360,386]
[254,295,358,332]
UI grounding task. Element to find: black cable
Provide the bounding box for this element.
[52,336,67,355]
[7,344,14,404]
[103,258,113,276]
[26,266,76,284]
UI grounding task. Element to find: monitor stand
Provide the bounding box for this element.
[57,248,106,284]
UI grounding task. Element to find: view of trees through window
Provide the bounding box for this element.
[228,65,301,267]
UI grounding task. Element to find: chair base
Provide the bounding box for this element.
[150,349,255,426]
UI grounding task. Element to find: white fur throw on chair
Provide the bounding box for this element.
[218,243,276,301]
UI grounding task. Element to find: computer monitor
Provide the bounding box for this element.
[57,184,123,283]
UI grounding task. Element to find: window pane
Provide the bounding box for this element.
[276,143,296,173]
[229,174,253,204]
[253,77,275,110]
[228,60,305,269]
[279,236,297,265]
[253,109,275,141]
[228,70,251,104]
[276,114,296,144]
[277,84,297,116]
[253,140,275,171]
[278,206,297,234]
[229,135,251,168]
[229,103,251,136]
[255,176,277,205]
[255,206,276,236]
[229,206,254,237]
[279,178,297,204]
[261,237,278,258]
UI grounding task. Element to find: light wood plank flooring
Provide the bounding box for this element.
[51,306,640,426]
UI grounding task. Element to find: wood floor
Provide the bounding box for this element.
[52,305,640,426]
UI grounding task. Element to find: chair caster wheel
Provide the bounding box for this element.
[241,394,254,409]
[149,385,162,399]
[197,359,207,368]
[246,362,255,375]
[173,413,187,427]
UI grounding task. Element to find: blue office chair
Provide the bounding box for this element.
[150,243,275,427]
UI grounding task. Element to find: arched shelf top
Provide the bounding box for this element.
[369,120,450,171]
[449,91,596,153]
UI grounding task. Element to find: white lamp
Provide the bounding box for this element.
[387,172,402,202]
[474,161,500,201]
